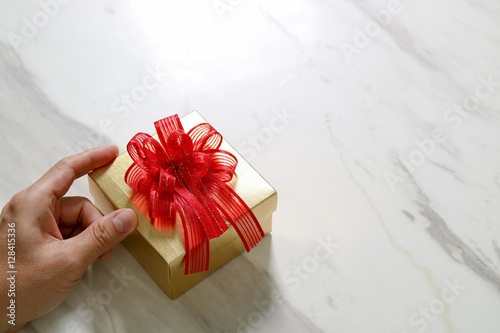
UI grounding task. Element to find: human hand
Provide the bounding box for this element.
[0,146,138,332]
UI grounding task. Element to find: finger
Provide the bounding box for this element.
[34,145,119,199]
[58,197,103,239]
[98,249,113,261]
[64,209,137,267]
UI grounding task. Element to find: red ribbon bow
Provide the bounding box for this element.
[124,114,264,274]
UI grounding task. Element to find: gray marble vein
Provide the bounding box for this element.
[419,201,500,289]
[0,42,112,200]
[395,159,500,289]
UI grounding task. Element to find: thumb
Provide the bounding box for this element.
[67,209,137,266]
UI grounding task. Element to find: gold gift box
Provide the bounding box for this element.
[88,111,277,300]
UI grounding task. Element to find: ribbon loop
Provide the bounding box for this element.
[125,114,265,274]
[188,123,223,151]
[166,130,193,162]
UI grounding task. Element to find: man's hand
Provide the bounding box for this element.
[0,146,138,332]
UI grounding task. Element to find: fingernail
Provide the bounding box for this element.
[112,209,137,233]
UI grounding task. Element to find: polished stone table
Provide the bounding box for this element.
[1,0,499,332]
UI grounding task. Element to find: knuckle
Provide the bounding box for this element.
[9,191,26,206]
[52,157,70,175]
[91,220,113,251]
[80,197,93,206]
[58,156,73,168]
[5,191,28,214]
[58,155,78,172]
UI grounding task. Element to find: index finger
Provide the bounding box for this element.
[34,145,119,198]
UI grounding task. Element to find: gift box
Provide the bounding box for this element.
[88,111,277,299]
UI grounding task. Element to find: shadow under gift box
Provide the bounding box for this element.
[88,111,278,300]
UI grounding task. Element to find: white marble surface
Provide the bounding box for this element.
[1,0,500,332]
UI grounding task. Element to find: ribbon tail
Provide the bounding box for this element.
[208,179,264,251]
[178,169,228,239]
[176,197,210,274]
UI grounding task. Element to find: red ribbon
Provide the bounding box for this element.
[124,114,264,274]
